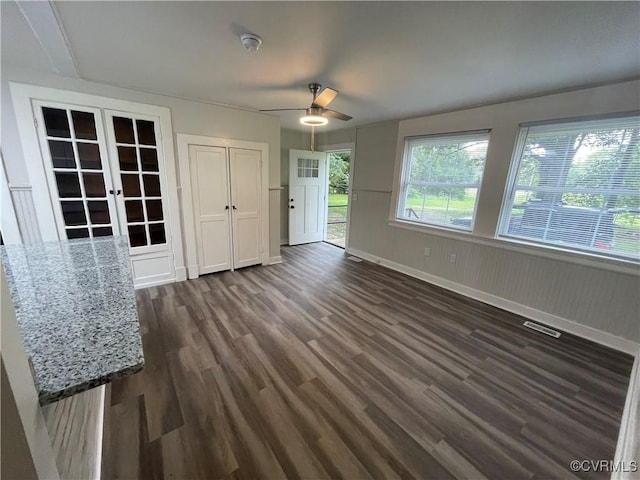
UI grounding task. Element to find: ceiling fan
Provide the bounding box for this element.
[260,83,352,126]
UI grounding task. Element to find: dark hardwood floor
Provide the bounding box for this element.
[102,242,634,480]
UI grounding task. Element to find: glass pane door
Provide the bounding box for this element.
[105,112,169,251]
[36,104,120,240]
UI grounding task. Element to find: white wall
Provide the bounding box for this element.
[347,81,640,343]
[2,65,282,258]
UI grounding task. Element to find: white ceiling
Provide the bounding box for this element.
[3,1,639,131]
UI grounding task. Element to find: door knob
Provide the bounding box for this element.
[290,198,294,202]
[290,205,295,209]
[232,205,237,210]
[225,205,229,210]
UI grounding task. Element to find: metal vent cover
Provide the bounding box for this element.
[523,321,561,338]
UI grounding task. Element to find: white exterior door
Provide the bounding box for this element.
[189,145,232,274]
[230,148,262,269]
[289,149,327,245]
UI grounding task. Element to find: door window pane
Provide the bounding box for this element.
[55,173,82,197]
[117,147,138,171]
[93,227,113,237]
[140,148,159,171]
[71,111,97,140]
[67,228,89,239]
[149,223,166,245]
[88,201,110,224]
[125,200,144,222]
[146,200,163,221]
[136,120,156,146]
[39,105,118,241]
[128,225,147,247]
[143,175,161,196]
[82,173,106,197]
[77,143,102,169]
[297,157,319,178]
[61,201,86,226]
[113,117,135,144]
[122,174,141,197]
[49,141,76,168]
[43,108,70,138]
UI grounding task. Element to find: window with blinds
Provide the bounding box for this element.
[396,131,489,230]
[499,115,640,260]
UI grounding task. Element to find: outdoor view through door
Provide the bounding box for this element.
[326,150,350,248]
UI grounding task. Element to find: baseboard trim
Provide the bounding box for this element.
[175,266,187,282]
[346,247,640,356]
[269,256,283,265]
[280,238,288,246]
[612,354,640,480]
[133,277,176,289]
[186,264,199,280]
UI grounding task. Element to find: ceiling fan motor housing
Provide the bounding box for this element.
[309,83,322,98]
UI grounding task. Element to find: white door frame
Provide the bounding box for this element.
[319,142,355,249]
[176,134,270,279]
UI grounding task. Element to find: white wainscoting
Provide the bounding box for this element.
[9,185,41,244]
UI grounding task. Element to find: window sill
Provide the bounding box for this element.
[388,219,640,276]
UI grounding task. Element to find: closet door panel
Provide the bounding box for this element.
[189,145,232,274]
[229,148,262,269]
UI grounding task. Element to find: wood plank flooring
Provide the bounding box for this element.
[102,242,634,480]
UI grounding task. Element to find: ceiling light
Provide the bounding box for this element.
[300,115,328,126]
[240,33,262,52]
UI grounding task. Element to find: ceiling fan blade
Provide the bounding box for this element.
[259,108,306,112]
[323,109,352,121]
[312,87,338,108]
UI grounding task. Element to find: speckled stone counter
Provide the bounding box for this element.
[1,236,144,405]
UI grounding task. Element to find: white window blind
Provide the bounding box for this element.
[499,115,640,260]
[397,131,489,230]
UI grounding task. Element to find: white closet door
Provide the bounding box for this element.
[229,148,262,269]
[189,145,232,274]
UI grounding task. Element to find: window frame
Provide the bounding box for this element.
[497,114,640,262]
[395,129,490,232]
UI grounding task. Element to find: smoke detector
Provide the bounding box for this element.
[240,33,262,52]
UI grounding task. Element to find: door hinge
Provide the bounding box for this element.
[33,117,38,129]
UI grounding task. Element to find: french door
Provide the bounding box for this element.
[34,102,121,240]
[34,101,174,286]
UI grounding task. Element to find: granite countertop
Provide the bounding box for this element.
[1,236,144,405]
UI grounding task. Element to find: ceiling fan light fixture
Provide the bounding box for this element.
[300,114,328,126]
[240,33,262,52]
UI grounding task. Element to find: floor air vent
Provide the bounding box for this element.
[347,256,362,262]
[523,321,561,338]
